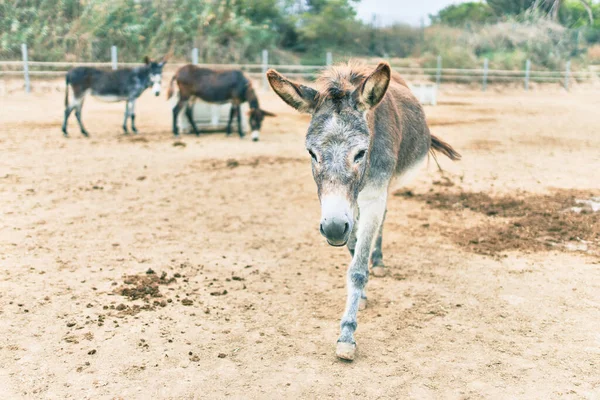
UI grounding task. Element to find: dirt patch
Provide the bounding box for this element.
[397,189,600,256]
[428,117,496,127]
[436,100,473,106]
[114,270,176,301]
[466,139,503,151]
[192,156,304,171]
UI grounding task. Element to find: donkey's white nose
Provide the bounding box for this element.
[251,130,260,141]
[320,216,350,246]
[320,194,352,246]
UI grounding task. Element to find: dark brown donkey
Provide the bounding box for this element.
[167,65,275,140]
[267,61,461,361]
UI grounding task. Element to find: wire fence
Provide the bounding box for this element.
[1,45,598,94]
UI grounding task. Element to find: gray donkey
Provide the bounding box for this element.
[62,56,166,137]
[267,62,460,361]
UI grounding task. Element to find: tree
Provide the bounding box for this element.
[486,0,536,15]
[430,2,496,26]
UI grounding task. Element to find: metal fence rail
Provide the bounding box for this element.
[1,45,598,93]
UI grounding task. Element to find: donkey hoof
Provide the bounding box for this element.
[336,342,356,361]
[359,297,367,311]
[372,266,386,277]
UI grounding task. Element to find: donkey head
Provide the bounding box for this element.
[248,108,276,141]
[267,63,391,246]
[143,56,167,96]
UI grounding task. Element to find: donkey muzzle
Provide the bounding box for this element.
[320,217,351,247]
[320,194,353,247]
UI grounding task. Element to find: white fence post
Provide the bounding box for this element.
[564,60,571,91]
[21,43,30,93]
[524,59,531,91]
[111,45,117,70]
[326,51,332,66]
[192,48,198,65]
[435,55,442,87]
[261,49,269,91]
[482,58,489,91]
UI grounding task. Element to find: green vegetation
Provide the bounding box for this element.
[0,0,599,69]
[430,2,496,26]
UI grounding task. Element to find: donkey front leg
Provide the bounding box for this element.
[346,218,368,311]
[226,106,235,136]
[236,105,244,138]
[122,101,130,134]
[337,188,387,361]
[129,100,138,134]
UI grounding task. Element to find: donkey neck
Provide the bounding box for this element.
[245,85,260,110]
[133,65,151,85]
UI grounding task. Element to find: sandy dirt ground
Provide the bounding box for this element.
[1,79,599,399]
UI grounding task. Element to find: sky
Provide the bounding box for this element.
[355,0,471,26]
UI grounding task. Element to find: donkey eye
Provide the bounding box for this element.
[308,149,318,163]
[354,150,366,163]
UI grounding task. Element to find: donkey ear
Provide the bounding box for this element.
[143,56,150,65]
[266,69,318,114]
[354,62,391,110]
[261,109,276,117]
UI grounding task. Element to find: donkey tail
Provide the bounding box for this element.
[430,134,461,161]
[64,74,70,107]
[166,75,177,100]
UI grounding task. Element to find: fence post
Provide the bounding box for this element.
[326,51,332,66]
[21,43,30,93]
[435,55,442,87]
[192,48,199,65]
[111,45,118,70]
[261,49,269,91]
[564,60,571,91]
[482,58,489,92]
[524,59,531,91]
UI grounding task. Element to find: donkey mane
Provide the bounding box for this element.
[316,61,409,107]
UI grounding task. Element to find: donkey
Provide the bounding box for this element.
[62,56,166,137]
[267,62,461,361]
[167,65,275,140]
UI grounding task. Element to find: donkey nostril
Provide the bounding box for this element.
[343,222,350,235]
[320,224,325,236]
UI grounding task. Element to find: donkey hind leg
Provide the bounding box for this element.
[122,101,130,134]
[337,186,387,361]
[370,209,387,277]
[185,103,199,136]
[74,97,89,137]
[63,94,85,137]
[172,97,187,136]
[62,105,74,137]
[236,105,244,138]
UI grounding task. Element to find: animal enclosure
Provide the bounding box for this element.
[0,84,599,398]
